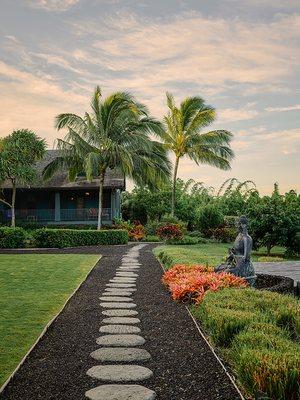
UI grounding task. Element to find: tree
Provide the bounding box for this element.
[43,86,171,229]
[159,93,234,216]
[246,184,300,255]
[0,130,46,227]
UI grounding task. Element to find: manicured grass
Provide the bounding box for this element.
[153,242,292,270]
[0,254,99,386]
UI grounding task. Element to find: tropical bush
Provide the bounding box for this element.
[162,264,248,303]
[156,224,183,241]
[0,227,27,248]
[209,225,236,243]
[128,221,146,241]
[192,288,300,400]
[33,228,128,248]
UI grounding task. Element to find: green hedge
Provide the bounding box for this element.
[0,227,27,248]
[192,288,300,399]
[33,229,128,248]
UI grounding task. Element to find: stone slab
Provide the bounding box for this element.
[116,272,139,277]
[99,296,133,302]
[86,365,153,382]
[100,302,137,309]
[90,347,150,362]
[99,324,141,334]
[105,287,137,292]
[103,291,134,296]
[102,309,138,317]
[102,317,140,324]
[96,334,145,347]
[106,283,137,288]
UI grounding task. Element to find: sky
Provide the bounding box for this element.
[0,0,299,194]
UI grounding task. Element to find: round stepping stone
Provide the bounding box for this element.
[96,334,145,347]
[85,384,156,400]
[102,309,138,317]
[86,365,152,382]
[99,324,141,334]
[106,283,136,288]
[90,347,150,362]
[100,302,136,309]
[99,296,133,302]
[103,291,133,296]
[102,317,140,324]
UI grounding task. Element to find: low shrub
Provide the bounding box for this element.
[166,235,199,245]
[145,216,187,236]
[162,264,247,304]
[0,227,27,248]
[33,228,128,248]
[209,226,236,243]
[191,288,300,399]
[156,224,183,241]
[257,256,284,262]
[231,324,300,400]
[141,235,161,242]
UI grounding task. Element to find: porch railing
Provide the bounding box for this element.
[0,208,111,223]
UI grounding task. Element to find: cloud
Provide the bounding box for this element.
[265,104,300,112]
[66,11,300,116]
[27,0,79,11]
[218,106,259,123]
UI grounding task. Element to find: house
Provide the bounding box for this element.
[0,150,125,225]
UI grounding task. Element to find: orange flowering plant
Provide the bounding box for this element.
[162,264,248,304]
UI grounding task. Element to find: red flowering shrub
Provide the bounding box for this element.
[129,220,146,241]
[162,264,248,304]
[156,224,183,241]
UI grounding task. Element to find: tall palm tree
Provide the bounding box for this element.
[43,86,171,229]
[160,92,234,216]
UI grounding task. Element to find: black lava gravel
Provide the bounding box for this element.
[0,244,242,400]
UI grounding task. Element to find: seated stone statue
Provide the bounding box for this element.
[214,215,256,286]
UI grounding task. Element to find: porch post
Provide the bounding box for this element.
[115,189,121,219]
[111,189,116,221]
[55,192,61,222]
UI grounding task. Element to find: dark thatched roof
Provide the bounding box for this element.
[2,150,125,190]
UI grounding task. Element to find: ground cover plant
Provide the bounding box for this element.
[0,253,99,386]
[162,264,247,303]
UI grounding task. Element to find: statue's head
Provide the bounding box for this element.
[237,215,248,233]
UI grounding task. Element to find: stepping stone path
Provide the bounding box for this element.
[85,244,156,399]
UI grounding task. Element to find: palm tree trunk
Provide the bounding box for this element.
[11,179,16,228]
[97,171,105,230]
[171,156,180,217]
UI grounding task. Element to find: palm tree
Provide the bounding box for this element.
[160,92,234,216]
[43,86,171,229]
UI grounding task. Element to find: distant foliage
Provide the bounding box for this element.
[196,204,224,233]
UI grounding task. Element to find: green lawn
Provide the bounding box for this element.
[0,254,99,386]
[153,242,289,269]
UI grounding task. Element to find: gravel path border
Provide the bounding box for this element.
[1,244,243,399]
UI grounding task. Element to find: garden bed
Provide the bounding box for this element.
[256,273,294,294]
